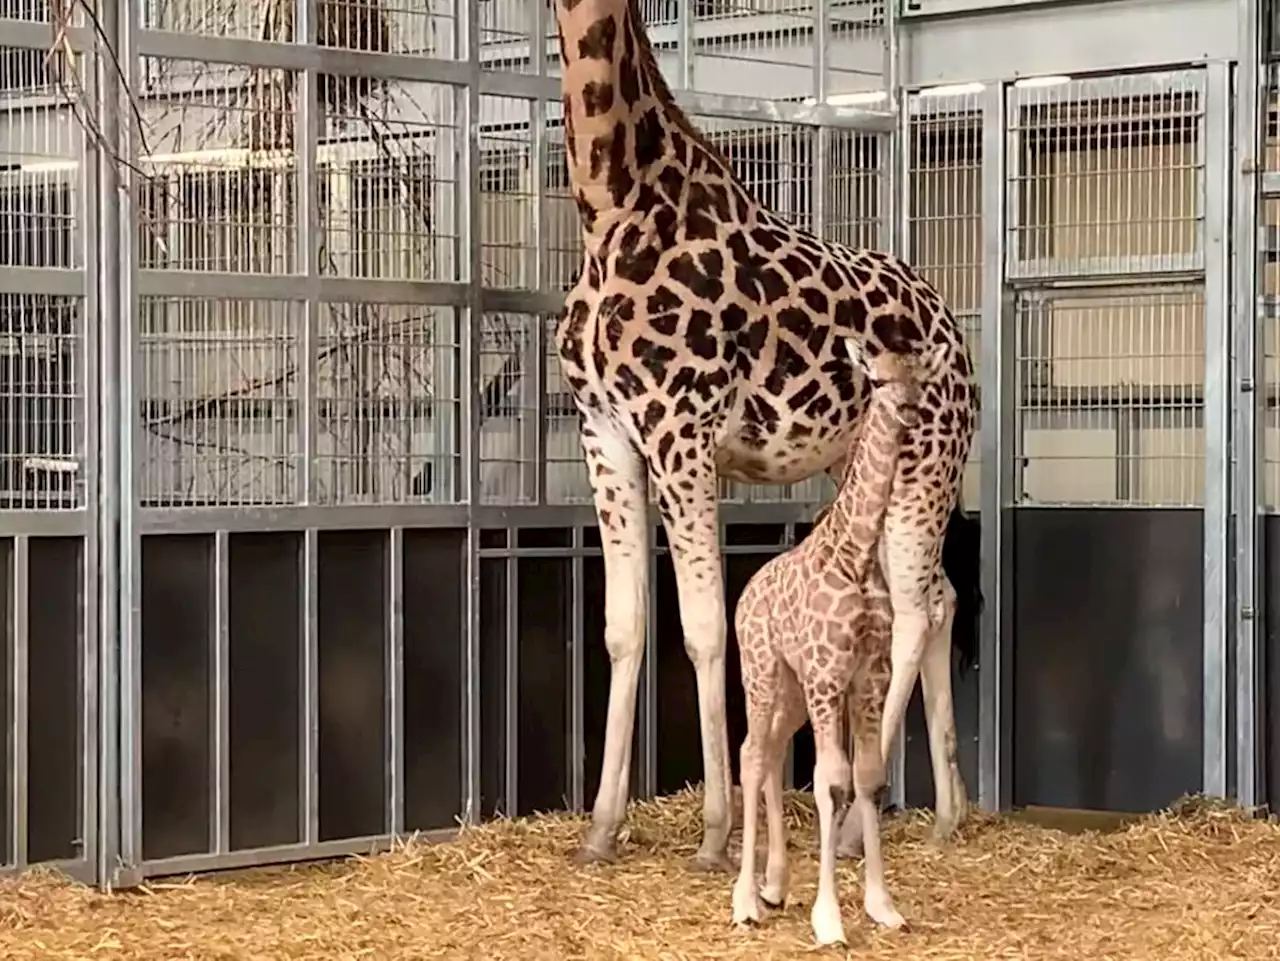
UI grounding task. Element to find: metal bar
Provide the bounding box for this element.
[0,18,96,51]
[136,828,458,878]
[300,528,320,844]
[676,0,693,90]
[80,39,102,879]
[11,538,29,869]
[1201,61,1231,800]
[639,526,658,799]
[977,82,1011,812]
[106,0,145,890]
[569,527,585,813]
[481,289,565,316]
[133,30,472,84]
[296,0,319,508]
[0,512,91,536]
[210,531,230,855]
[388,528,405,836]
[811,0,828,240]
[504,550,519,817]
[132,271,471,306]
[0,267,84,297]
[135,505,470,535]
[886,0,901,98]
[461,0,484,827]
[1233,2,1264,807]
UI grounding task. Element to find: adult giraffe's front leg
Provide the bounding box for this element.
[655,468,733,871]
[577,416,651,865]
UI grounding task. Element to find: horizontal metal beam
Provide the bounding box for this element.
[0,511,90,536]
[133,271,471,306]
[134,30,471,87]
[0,267,85,298]
[138,828,457,880]
[0,18,96,52]
[481,288,566,316]
[135,504,471,534]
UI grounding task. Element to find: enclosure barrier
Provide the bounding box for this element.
[0,0,1270,888]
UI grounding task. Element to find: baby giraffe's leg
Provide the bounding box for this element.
[810,708,853,946]
[731,722,769,927]
[853,735,905,929]
[761,695,806,908]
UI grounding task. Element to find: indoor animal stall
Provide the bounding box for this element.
[0,0,1274,955]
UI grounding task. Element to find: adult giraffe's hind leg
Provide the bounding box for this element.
[655,466,733,872]
[577,416,651,865]
[919,576,967,842]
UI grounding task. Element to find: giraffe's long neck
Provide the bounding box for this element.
[555,0,675,243]
[821,392,912,582]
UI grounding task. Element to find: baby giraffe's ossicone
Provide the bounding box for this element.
[730,337,946,946]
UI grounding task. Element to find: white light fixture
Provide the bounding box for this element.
[825,91,889,106]
[1013,74,1073,89]
[916,81,986,99]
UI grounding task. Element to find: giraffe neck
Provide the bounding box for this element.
[818,393,911,581]
[555,0,681,243]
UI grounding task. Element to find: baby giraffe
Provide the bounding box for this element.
[731,337,944,946]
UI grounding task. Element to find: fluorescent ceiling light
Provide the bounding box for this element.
[1014,74,1073,88]
[916,82,986,98]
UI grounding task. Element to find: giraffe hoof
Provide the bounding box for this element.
[574,841,618,866]
[761,895,786,911]
[689,850,735,874]
[836,840,864,861]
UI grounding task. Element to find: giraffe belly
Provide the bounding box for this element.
[714,425,854,485]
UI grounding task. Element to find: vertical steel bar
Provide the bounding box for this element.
[885,0,899,101]
[461,0,484,827]
[300,528,320,844]
[297,0,318,506]
[387,527,405,836]
[11,537,29,870]
[1233,0,1264,809]
[639,530,658,799]
[978,83,1011,813]
[811,0,828,240]
[504,547,520,817]
[676,0,693,91]
[211,531,230,855]
[80,13,102,881]
[107,0,144,888]
[1202,61,1232,800]
[569,528,585,812]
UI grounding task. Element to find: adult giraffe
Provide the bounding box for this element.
[552,0,977,869]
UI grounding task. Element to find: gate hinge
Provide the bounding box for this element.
[1241,377,1256,393]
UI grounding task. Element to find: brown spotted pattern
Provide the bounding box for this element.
[553,0,976,870]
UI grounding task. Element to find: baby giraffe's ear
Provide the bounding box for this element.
[925,342,949,379]
[842,336,868,375]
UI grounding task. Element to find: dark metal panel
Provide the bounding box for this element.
[479,558,506,818]
[1263,517,1280,810]
[26,536,82,864]
[654,551,697,796]
[1012,508,1203,812]
[0,539,9,865]
[516,554,569,815]
[140,534,212,861]
[227,532,302,851]
[316,530,386,841]
[402,528,465,832]
[903,668,979,811]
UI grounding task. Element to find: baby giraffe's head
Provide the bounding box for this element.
[843,339,948,429]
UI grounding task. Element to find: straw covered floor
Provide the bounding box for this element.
[2,789,1279,959]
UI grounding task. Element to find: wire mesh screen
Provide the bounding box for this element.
[315,303,459,504]
[478,312,539,504]
[824,129,882,250]
[1013,288,1205,508]
[695,117,815,232]
[139,298,299,507]
[542,101,581,292]
[907,88,982,511]
[0,47,85,511]
[479,97,535,290]
[544,313,590,505]
[1006,70,1205,282]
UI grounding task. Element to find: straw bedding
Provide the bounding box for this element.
[1,789,1277,960]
